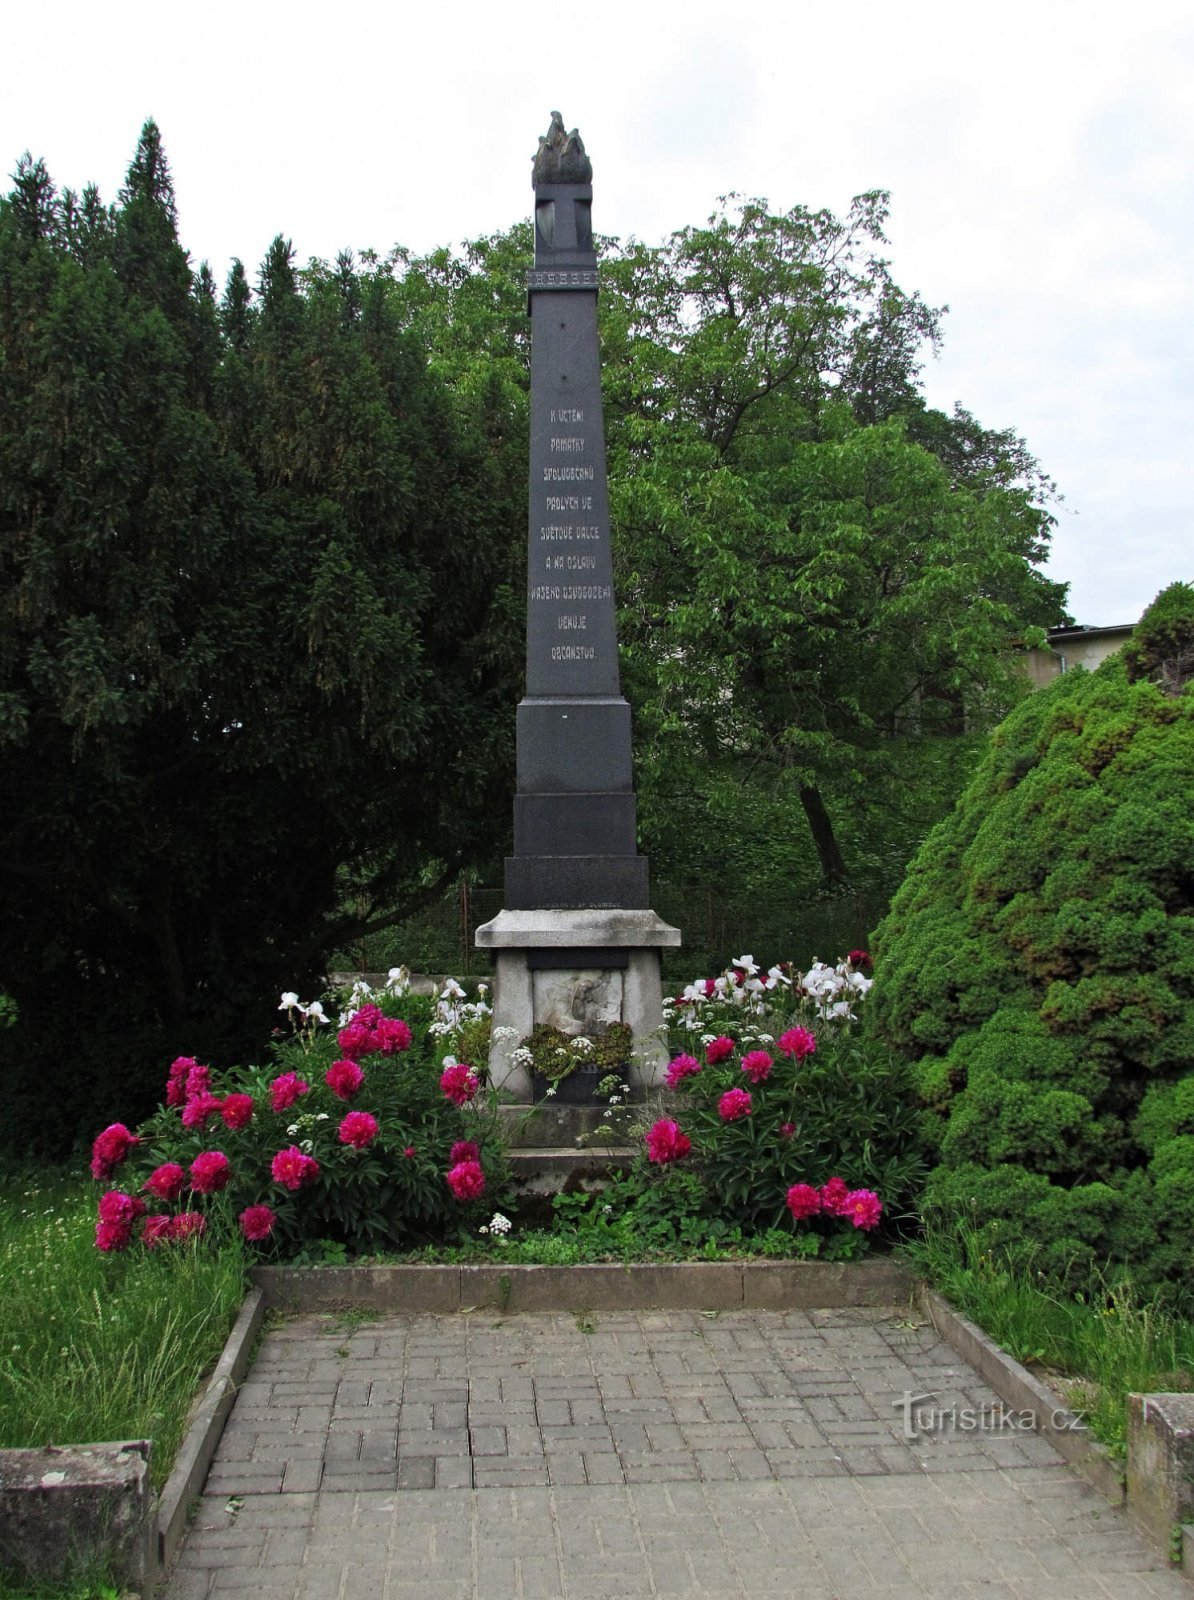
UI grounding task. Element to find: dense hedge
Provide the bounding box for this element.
[871,587,1194,1294]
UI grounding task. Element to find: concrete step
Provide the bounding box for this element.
[495,1101,643,1150]
[505,1143,635,1197]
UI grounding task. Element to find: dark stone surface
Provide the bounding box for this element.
[505,854,650,911]
[514,792,637,857]
[515,697,633,792]
[505,116,647,913]
[526,947,630,970]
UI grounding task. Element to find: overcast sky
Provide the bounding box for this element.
[5,0,1191,625]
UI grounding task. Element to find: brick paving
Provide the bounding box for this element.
[166,1306,1190,1598]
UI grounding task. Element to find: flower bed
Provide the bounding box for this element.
[86,969,508,1261]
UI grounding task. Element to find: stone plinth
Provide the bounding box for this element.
[476,908,680,1100]
[0,1441,152,1587]
[1127,1392,1194,1548]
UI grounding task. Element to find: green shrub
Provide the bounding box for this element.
[873,588,1194,1295]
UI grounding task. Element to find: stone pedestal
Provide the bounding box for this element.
[476,908,680,1100]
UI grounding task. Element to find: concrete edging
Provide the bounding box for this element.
[155,1286,266,1577]
[250,1257,916,1315]
[919,1284,1126,1506]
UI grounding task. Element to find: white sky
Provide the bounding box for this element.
[6,0,1192,624]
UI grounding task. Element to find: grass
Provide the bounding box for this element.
[0,1169,247,1495]
[906,1227,1194,1457]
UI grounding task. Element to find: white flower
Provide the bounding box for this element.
[477,983,489,996]
[489,1212,512,1235]
[304,1001,328,1024]
[545,1085,557,1097]
[316,1112,329,1122]
[440,978,466,999]
[493,1026,520,1043]
[279,992,299,1010]
[286,1123,299,1137]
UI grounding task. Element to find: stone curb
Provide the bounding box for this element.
[155,1286,266,1577]
[919,1284,1126,1505]
[250,1257,915,1314]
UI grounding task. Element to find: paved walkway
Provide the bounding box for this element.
[166,1306,1188,1599]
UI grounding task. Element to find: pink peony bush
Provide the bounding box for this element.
[87,973,507,1259]
[624,954,923,1255]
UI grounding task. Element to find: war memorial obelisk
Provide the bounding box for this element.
[476,114,680,1099]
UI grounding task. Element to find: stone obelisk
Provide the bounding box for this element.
[476,114,679,1100]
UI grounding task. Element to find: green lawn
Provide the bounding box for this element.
[0,1169,246,1495]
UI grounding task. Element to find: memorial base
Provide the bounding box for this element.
[475,909,681,1101]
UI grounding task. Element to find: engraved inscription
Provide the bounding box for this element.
[550,436,585,453]
[543,465,595,481]
[551,644,596,660]
[550,408,585,424]
[557,614,587,629]
[527,269,599,289]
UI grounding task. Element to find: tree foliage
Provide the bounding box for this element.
[385,195,1068,901]
[597,195,1067,891]
[0,126,522,1150]
[870,590,1194,1294]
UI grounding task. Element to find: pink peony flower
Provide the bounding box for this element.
[271,1145,320,1191]
[353,1004,382,1028]
[190,1150,232,1194]
[181,1091,223,1131]
[440,1062,479,1107]
[450,1140,480,1165]
[170,1212,207,1243]
[702,978,717,998]
[779,1122,796,1140]
[221,1093,254,1130]
[785,1183,822,1220]
[95,1219,132,1252]
[376,1016,413,1055]
[403,1146,416,1158]
[144,1163,187,1202]
[664,1053,701,1090]
[140,1214,173,1249]
[165,1055,197,1107]
[819,1176,851,1217]
[740,1050,774,1084]
[848,949,872,969]
[445,1159,486,1201]
[97,1190,145,1226]
[90,1123,139,1181]
[645,1118,692,1165]
[777,1027,817,1061]
[269,1072,309,1112]
[184,1062,212,1100]
[338,1111,379,1149]
[705,1036,735,1065]
[238,1204,277,1242]
[336,1022,373,1059]
[718,1088,753,1122]
[325,1059,364,1101]
[843,1189,883,1230]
